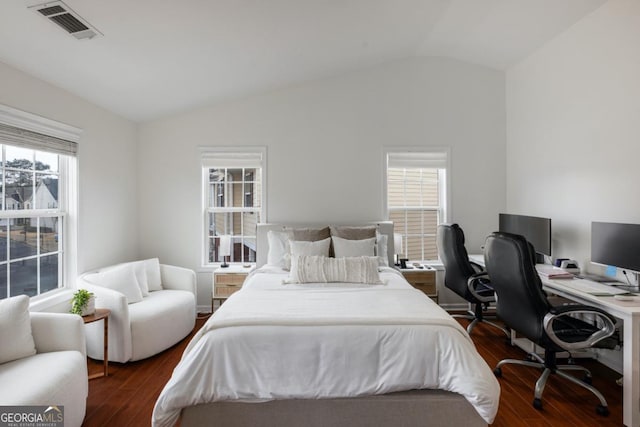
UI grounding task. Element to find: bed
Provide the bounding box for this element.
[152,222,500,427]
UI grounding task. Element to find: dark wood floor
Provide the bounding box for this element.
[465,319,622,427]
[83,315,623,426]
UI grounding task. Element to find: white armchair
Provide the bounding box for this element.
[79,261,196,363]
[0,311,88,427]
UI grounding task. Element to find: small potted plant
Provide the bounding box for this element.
[70,289,95,316]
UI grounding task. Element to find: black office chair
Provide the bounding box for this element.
[484,231,617,415]
[437,224,507,336]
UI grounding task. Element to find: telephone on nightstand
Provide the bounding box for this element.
[559,259,580,274]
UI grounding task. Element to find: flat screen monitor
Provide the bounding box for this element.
[591,221,640,272]
[499,213,552,256]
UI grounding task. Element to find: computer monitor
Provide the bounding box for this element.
[591,221,640,273]
[499,213,552,256]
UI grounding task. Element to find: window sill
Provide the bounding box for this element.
[29,288,74,312]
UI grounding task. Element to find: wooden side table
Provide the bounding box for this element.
[212,265,252,312]
[400,266,438,303]
[83,308,110,379]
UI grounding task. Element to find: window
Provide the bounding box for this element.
[385,149,448,261]
[202,148,266,266]
[0,116,78,300]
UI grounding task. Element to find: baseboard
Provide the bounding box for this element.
[197,304,212,314]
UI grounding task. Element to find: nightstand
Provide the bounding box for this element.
[399,266,438,303]
[212,265,253,312]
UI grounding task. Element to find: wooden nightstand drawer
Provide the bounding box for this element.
[212,266,253,313]
[215,273,247,286]
[412,282,437,296]
[215,284,242,297]
[400,269,438,303]
[214,273,247,297]
[402,271,436,286]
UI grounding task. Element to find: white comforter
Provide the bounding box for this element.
[152,267,500,427]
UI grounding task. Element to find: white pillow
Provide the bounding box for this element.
[87,264,143,304]
[267,230,290,269]
[0,295,37,364]
[290,237,331,258]
[132,261,150,296]
[287,255,382,284]
[376,233,389,267]
[143,258,162,291]
[332,236,376,258]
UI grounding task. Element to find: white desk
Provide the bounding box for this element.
[541,277,640,427]
[469,254,640,427]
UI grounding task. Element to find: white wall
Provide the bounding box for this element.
[0,61,139,275]
[138,57,506,308]
[506,0,640,274]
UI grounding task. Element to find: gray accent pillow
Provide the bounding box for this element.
[330,225,377,240]
[287,227,331,242]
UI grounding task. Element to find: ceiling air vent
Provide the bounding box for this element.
[30,1,102,40]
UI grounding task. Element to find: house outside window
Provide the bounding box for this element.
[385,149,449,262]
[202,147,266,266]
[0,111,79,300]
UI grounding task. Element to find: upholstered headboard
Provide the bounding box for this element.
[256,222,395,268]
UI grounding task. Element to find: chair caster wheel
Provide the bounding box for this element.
[533,398,543,410]
[596,405,609,416]
[493,367,502,378]
[582,375,592,385]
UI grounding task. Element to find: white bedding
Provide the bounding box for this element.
[152,267,500,427]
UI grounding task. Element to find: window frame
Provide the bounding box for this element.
[383,147,450,262]
[0,104,80,302]
[200,146,267,268]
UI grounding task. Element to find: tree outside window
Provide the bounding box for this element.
[0,144,63,299]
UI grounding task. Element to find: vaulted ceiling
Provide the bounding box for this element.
[0,0,607,122]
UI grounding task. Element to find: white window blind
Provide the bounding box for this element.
[0,123,78,157]
[387,151,447,169]
[201,151,263,169]
[386,149,448,261]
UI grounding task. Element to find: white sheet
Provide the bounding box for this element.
[152,267,500,427]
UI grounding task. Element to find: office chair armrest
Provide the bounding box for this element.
[549,304,616,318]
[467,272,494,303]
[469,261,484,274]
[543,306,617,351]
